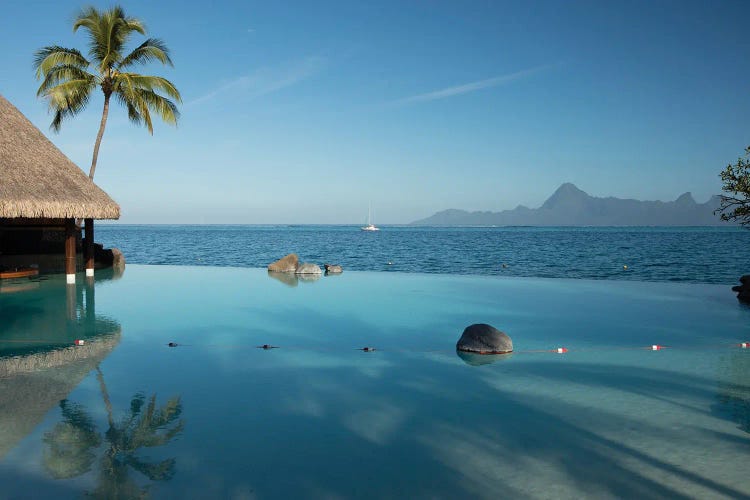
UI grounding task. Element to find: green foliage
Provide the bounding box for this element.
[34,5,180,133]
[33,5,181,179]
[717,147,750,227]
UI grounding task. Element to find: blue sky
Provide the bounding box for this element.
[1,0,749,223]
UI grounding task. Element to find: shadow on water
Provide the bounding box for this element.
[270,356,750,499]
[217,305,750,498]
[713,351,750,434]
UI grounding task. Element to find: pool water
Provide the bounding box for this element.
[1,265,749,499]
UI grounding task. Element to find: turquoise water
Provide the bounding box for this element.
[96,225,750,284]
[1,266,749,498]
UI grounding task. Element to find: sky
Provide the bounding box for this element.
[1,0,750,224]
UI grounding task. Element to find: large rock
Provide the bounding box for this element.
[324,264,343,274]
[268,253,298,272]
[295,263,322,275]
[456,323,513,354]
[94,245,126,271]
[733,275,750,304]
[111,248,125,272]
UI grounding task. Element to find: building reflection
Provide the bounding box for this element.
[0,272,121,459]
[0,269,185,495]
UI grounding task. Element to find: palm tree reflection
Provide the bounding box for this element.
[43,367,183,497]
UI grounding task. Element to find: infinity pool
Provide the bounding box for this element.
[1,265,749,499]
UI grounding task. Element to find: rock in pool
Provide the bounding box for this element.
[732,274,750,304]
[295,263,323,275]
[268,253,299,272]
[324,264,343,274]
[456,323,513,354]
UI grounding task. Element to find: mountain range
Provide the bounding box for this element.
[411,183,730,226]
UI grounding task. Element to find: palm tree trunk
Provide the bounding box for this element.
[89,93,111,180]
[96,365,115,428]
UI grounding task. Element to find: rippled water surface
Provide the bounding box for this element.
[1,266,749,499]
[96,225,750,284]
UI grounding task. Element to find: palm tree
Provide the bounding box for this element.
[34,5,181,180]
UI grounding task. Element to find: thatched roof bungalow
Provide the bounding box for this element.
[0,94,120,282]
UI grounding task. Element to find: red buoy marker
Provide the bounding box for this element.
[556,347,568,354]
[74,339,85,346]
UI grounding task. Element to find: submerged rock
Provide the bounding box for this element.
[295,263,322,275]
[732,274,750,304]
[456,323,513,354]
[268,253,298,272]
[324,264,343,274]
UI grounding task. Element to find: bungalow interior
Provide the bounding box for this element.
[0,218,89,273]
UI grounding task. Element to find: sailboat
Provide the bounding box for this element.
[361,203,380,231]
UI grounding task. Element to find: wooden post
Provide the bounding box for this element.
[65,218,76,284]
[85,218,94,277]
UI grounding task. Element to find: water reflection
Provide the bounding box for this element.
[267,271,322,287]
[43,385,184,497]
[267,271,298,287]
[456,350,513,366]
[0,273,122,460]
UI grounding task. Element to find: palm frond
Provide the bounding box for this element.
[114,74,180,133]
[36,65,96,97]
[118,38,173,69]
[43,79,96,131]
[115,73,181,101]
[33,46,89,79]
[74,6,145,72]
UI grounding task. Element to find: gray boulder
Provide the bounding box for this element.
[295,263,322,275]
[268,253,298,272]
[456,323,513,354]
[324,264,343,274]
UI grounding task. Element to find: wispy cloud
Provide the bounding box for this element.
[393,62,561,105]
[187,56,326,107]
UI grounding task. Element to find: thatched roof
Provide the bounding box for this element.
[0,94,119,219]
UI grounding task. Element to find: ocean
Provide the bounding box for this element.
[95,225,750,285]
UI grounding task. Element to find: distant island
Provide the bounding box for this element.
[411,183,732,226]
